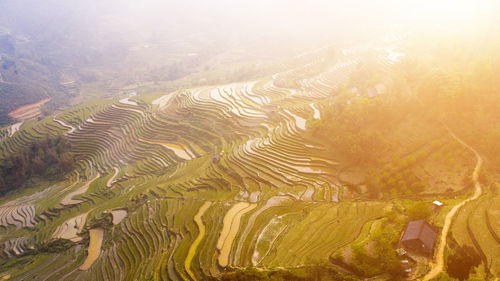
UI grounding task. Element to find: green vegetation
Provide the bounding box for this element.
[446,241,481,280]
[0,136,73,194]
[0,29,499,281]
[216,266,359,281]
[333,216,405,278]
[407,202,433,220]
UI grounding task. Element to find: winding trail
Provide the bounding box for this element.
[185,201,212,280]
[423,127,483,280]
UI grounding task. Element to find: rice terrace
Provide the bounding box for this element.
[1,0,500,280]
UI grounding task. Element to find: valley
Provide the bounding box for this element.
[0,31,499,281]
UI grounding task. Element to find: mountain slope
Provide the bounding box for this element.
[0,34,499,280]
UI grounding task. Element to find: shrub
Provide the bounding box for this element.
[406,202,432,220]
[0,136,73,194]
[446,244,481,280]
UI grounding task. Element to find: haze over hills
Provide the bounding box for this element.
[0,0,376,126]
[0,1,500,281]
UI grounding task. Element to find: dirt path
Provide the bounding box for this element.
[423,127,483,280]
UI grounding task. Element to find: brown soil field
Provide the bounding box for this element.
[8,98,50,121]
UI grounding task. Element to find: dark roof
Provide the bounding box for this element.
[420,224,437,250]
[401,220,438,249]
[212,154,221,163]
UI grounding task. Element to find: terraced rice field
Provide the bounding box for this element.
[110,209,127,225]
[217,202,257,267]
[0,37,418,280]
[80,228,104,270]
[106,167,120,188]
[450,192,500,276]
[185,201,212,280]
[53,116,76,135]
[60,173,101,205]
[7,122,23,137]
[52,212,89,242]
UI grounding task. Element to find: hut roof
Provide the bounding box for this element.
[401,220,438,250]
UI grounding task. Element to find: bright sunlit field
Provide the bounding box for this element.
[0,0,499,280]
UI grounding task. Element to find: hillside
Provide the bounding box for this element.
[0,0,336,127]
[0,32,499,281]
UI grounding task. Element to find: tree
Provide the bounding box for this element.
[430,272,457,281]
[466,264,487,281]
[0,136,73,195]
[447,244,481,280]
[407,202,432,220]
[31,157,44,175]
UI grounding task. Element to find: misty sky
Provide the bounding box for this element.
[2,0,497,40]
[0,0,498,68]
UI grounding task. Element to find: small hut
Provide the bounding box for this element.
[401,220,438,255]
[212,154,221,164]
[432,200,443,211]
